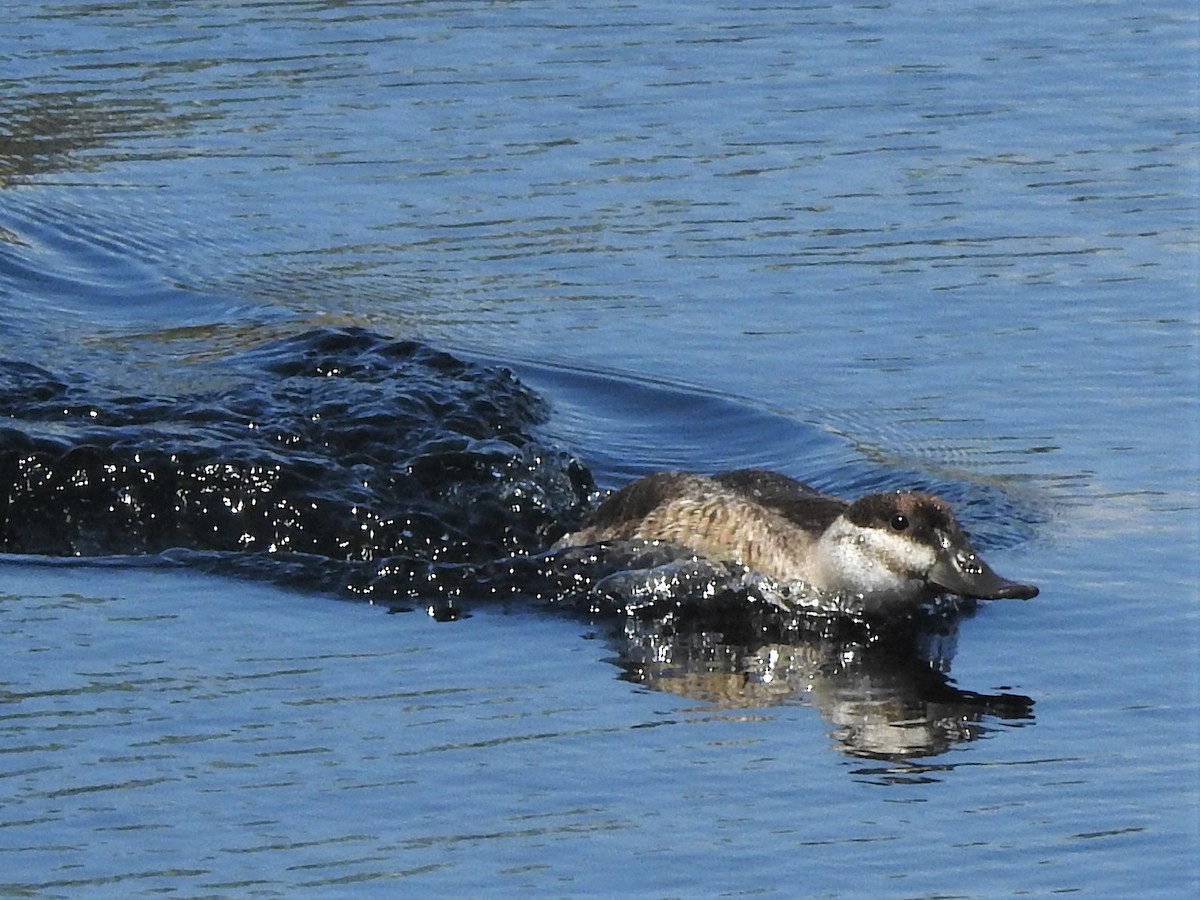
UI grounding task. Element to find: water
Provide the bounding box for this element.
[2,1,1198,896]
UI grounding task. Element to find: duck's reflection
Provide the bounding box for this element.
[603,601,1034,760]
[470,544,1035,761]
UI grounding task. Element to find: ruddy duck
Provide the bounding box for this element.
[556,469,1038,606]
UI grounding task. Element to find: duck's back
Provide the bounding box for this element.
[711,469,848,525]
[557,470,841,583]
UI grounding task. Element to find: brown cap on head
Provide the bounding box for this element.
[844,491,957,541]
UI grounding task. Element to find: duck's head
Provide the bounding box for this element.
[814,491,1039,604]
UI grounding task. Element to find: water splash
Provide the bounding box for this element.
[0,328,593,590]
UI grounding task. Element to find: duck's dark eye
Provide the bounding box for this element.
[890,514,909,532]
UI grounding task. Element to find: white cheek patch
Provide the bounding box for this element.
[823,526,938,594]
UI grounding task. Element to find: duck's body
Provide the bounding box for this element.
[556,469,1037,606]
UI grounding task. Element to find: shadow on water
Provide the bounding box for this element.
[0,327,1036,762]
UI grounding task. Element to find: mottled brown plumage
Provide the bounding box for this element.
[556,469,1037,603]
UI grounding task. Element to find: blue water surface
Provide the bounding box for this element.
[1,1,1197,896]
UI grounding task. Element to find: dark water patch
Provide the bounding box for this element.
[505,357,852,487]
[0,327,593,590]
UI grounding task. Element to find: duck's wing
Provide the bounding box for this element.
[559,471,705,544]
[712,468,848,531]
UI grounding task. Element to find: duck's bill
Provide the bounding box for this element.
[928,551,1039,601]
